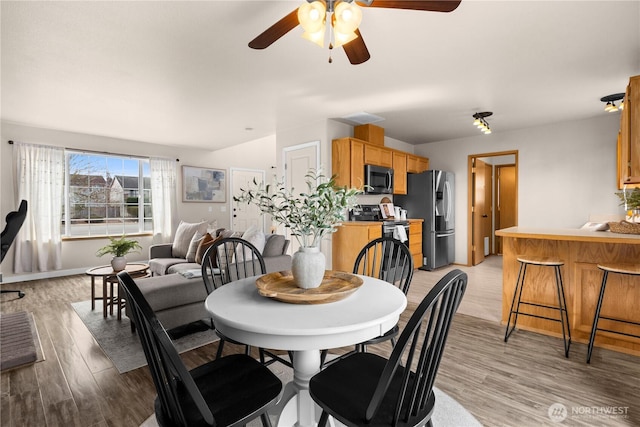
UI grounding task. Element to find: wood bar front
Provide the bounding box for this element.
[495,227,640,356]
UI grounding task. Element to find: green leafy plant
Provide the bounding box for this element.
[615,187,640,211]
[96,236,142,258]
[234,167,362,248]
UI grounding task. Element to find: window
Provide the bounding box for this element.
[64,151,152,237]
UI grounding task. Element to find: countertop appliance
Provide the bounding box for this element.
[364,164,393,194]
[394,170,454,270]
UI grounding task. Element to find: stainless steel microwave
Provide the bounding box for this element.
[364,164,394,194]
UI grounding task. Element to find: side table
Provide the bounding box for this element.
[86,263,150,318]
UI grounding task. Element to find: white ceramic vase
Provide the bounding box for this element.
[291,246,326,289]
[111,256,127,272]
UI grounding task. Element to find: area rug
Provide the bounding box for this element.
[71,300,218,374]
[0,311,45,371]
[140,361,482,427]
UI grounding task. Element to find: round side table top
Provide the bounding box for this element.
[86,262,149,277]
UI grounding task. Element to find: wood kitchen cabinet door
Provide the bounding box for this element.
[332,224,382,273]
[393,151,407,195]
[409,220,423,267]
[364,144,393,168]
[407,154,430,174]
[618,75,640,188]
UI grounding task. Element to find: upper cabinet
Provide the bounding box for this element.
[406,154,430,174]
[332,136,429,195]
[618,75,640,188]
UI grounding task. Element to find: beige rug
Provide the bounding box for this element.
[71,300,218,373]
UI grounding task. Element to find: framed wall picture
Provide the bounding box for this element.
[182,166,226,202]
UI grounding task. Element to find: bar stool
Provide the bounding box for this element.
[586,263,640,364]
[504,256,571,357]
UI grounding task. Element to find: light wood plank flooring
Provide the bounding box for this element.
[1,256,638,426]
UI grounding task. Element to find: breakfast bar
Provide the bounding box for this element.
[495,227,640,356]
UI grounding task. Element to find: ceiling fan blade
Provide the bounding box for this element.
[248,9,299,49]
[358,0,462,12]
[343,29,370,65]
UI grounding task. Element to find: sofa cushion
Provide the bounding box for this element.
[172,221,207,259]
[149,258,186,277]
[135,274,208,312]
[263,234,286,257]
[167,262,201,275]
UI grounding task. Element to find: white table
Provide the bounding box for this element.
[204,274,407,427]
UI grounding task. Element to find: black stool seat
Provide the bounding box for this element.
[587,263,640,364]
[504,255,571,358]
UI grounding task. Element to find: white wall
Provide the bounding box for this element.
[1,122,275,282]
[416,113,622,265]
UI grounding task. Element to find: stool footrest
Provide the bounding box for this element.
[508,311,566,324]
[597,315,640,329]
[594,327,640,340]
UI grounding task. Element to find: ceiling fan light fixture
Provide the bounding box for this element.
[334,1,362,33]
[333,29,358,48]
[298,1,327,33]
[302,27,326,47]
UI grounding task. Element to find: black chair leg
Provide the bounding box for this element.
[504,262,527,342]
[554,265,571,358]
[260,412,272,427]
[216,339,226,359]
[318,411,329,427]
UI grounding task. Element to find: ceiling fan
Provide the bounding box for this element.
[248,0,462,65]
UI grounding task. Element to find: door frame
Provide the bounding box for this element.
[467,150,518,266]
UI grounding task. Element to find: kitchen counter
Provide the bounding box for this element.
[495,227,640,356]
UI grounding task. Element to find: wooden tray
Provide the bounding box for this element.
[255,270,363,304]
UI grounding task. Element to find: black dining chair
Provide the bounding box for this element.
[117,270,282,427]
[309,269,468,427]
[321,237,413,366]
[201,237,293,367]
[1,200,28,298]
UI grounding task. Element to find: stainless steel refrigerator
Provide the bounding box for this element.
[395,170,454,270]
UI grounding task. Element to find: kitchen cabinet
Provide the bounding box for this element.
[332,222,382,273]
[392,151,407,195]
[408,220,424,267]
[364,144,393,168]
[407,154,430,174]
[618,74,640,188]
[332,138,365,189]
[332,137,429,190]
[332,220,423,273]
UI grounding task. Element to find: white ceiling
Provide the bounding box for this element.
[2,1,639,150]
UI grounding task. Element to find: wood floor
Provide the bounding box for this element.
[1,256,639,427]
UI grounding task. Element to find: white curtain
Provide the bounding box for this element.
[13,142,65,272]
[150,157,178,243]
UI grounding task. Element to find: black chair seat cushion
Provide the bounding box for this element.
[155,354,282,427]
[310,353,434,427]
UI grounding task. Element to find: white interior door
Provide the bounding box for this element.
[283,141,320,253]
[230,168,265,232]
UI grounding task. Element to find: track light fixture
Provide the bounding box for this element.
[600,93,625,112]
[472,112,493,135]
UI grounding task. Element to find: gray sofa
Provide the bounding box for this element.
[131,230,292,331]
[149,232,292,276]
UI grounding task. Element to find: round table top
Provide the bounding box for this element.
[205,274,407,351]
[86,262,149,277]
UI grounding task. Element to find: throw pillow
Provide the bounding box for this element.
[186,230,206,263]
[196,233,220,265]
[236,225,266,263]
[172,221,207,259]
[217,229,243,269]
[263,234,286,257]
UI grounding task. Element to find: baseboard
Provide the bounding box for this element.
[0,267,91,284]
